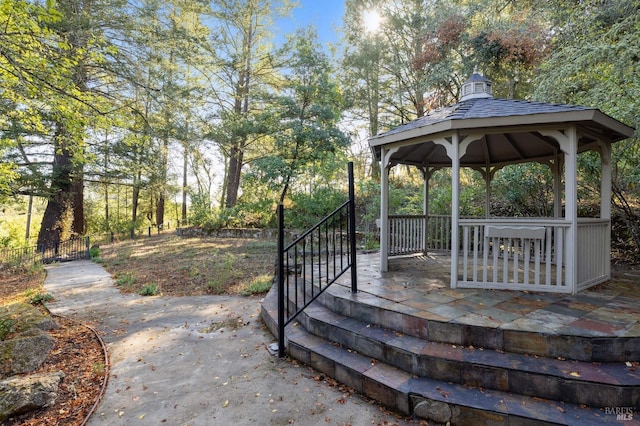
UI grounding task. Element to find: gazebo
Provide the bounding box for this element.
[369,73,634,294]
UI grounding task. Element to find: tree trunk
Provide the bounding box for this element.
[225,143,243,208]
[182,140,188,224]
[156,194,165,227]
[132,170,141,227]
[37,126,74,249]
[72,171,84,235]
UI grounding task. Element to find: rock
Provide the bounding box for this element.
[0,371,64,422]
[0,303,58,333]
[0,303,56,378]
[0,328,54,377]
[412,397,452,423]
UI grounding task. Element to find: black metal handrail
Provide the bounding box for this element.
[277,162,357,358]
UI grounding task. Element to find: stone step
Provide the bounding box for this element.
[297,299,639,409]
[283,313,614,425]
[260,286,639,423]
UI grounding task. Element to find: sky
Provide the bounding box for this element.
[276,0,346,47]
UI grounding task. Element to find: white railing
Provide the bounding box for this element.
[577,219,610,291]
[388,215,452,256]
[458,219,570,292]
[427,215,452,252]
[386,215,610,293]
[388,215,426,255]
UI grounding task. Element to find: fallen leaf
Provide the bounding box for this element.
[223,400,229,408]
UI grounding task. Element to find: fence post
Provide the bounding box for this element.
[148,227,151,237]
[111,232,115,243]
[277,204,286,358]
[85,236,90,259]
[348,161,357,294]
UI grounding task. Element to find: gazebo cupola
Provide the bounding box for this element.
[460,72,492,101]
[369,73,634,294]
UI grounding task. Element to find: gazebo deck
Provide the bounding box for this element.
[333,251,640,341]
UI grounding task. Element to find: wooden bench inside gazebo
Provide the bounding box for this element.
[370,73,635,294]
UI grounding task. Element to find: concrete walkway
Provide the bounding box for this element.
[44,260,415,426]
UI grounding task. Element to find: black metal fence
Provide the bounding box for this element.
[0,236,90,268]
[277,162,357,357]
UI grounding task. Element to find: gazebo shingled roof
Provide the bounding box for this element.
[370,93,633,168]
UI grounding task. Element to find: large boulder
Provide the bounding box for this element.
[0,371,64,422]
[0,328,54,377]
[0,303,56,378]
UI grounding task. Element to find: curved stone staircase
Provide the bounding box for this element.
[261,281,639,425]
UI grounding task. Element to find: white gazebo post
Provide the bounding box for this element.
[566,127,579,293]
[380,147,398,272]
[450,134,461,289]
[600,141,612,278]
[421,166,430,254]
[561,126,579,294]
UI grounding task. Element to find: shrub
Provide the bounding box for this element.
[89,245,101,258]
[28,292,54,305]
[115,273,135,287]
[242,274,273,296]
[138,283,159,296]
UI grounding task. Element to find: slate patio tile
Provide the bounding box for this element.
[569,318,626,335]
[425,304,467,320]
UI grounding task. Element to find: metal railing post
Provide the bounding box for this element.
[277,204,286,358]
[85,236,90,259]
[348,161,357,293]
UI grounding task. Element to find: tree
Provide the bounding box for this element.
[0,0,104,248]
[341,0,552,134]
[251,28,351,204]
[207,0,293,209]
[534,0,640,257]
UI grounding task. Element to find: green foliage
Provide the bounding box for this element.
[533,0,640,257]
[286,187,347,229]
[207,280,224,294]
[89,246,100,259]
[0,219,26,248]
[138,283,159,296]
[188,192,216,228]
[27,291,54,305]
[115,273,135,288]
[0,317,15,341]
[252,28,351,204]
[241,275,273,296]
[491,164,554,217]
[92,362,106,375]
